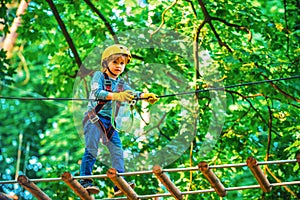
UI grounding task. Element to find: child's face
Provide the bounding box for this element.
[107,55,127,77]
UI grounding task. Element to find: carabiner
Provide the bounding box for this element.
[128,95,137,106]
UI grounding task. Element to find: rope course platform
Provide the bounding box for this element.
[0,155,299,200]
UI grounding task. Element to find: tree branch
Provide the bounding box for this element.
[265,166,298,198]
[211,16,252,41]
[131,112,170,143]
[194,20,206,78]
[46,0,92,78]
[225,90,267,124]
[83,0,144,64]
[265,102,273,161]
[83,0,119,44]
[150,0,178,38]
[197,0,251,51]
[208,21,233,52]
[261,75,300,102]
[158,127,172,141]
[185,107,199,200]
[283,0,290,57]
[184,0,198,17]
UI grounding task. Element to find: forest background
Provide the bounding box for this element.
[0,0,299,199]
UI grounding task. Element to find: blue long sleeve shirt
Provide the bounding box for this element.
[87,71,140,119]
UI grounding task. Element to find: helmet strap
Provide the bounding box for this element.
[102,60,118,78]
[107,66,118,78]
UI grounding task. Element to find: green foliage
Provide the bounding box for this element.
[0,49,15,85]
[1,0,299,199]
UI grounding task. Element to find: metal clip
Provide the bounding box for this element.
[128,99,136,106]
[128,94,137,106]
[90,114,99,123]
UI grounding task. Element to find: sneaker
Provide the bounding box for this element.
[80,179,100,194]
[114,182,135,196]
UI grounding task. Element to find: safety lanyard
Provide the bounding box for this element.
[111,97,150,133]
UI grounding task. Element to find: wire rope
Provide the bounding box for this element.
[0,75,299,101]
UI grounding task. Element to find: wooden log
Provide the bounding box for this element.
[17,175,51,200]
[106,168,139,200]
[198,161,227,197]
[246,157,271,193]
[296,153,300,167]
[152,165,182,200]
[61,172,94,200]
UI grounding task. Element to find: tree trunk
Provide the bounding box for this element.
[3,0,30,58]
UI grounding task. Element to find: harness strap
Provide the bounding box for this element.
[93,72,112,113]
[86,72,124,143]
[96,117,115,141]
[103,72,112,92]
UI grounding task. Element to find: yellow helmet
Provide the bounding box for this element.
[101,44,132,66]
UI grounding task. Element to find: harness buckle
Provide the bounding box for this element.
[104,79,112,86]
[90,114,99,123]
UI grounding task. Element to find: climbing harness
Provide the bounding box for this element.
[83,72,125,142]
[82,72,148,140]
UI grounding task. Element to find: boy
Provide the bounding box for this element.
[79,44,158,196]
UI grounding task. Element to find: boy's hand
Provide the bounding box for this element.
[112,90,134,102]
[143,93,159,104]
